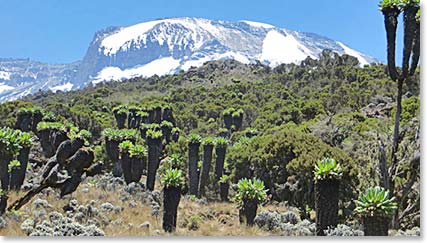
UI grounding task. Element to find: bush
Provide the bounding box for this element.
[219,174,231,184]
[146,129,162,139]
[228,126,359,217]
[234,178,268,208]
[162,169,184,188]
[354,186,397,217]
[103,128,138,141]
[313,158,343,181]
[36,122,64,131]
[17,131,34,148]
[129,144,147,158]
[214,137,228,148]
[119,141,133,153]
[160,120,174,129]
[379,0,401,9]
[201,137,215,146]
[187,134,202,144]
[0,127,24,156]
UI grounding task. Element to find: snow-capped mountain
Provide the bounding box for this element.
[0,58,79,102]
[0,17,376,102]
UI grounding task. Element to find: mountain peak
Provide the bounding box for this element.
[0,17,376,102]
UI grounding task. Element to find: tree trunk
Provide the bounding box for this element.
[105,138,121,177]
[188,143,200,195]
[15,113,32,132]
[363,216,390,236]
[171,131,180,143]
[389,78,404,229]
[0,154,12,214]
[214,147,226,182]
[147,110,155,124]
[38,128,55,158]
[223,114,232,129]
[10,147,31,191]
[239,199,258,226]
[315,179,339,236]
[130,157,144,183]
[410,20,420,75]
[52,130,68,153]
[401,6,418,78]
[154,107,162,124]
[146,137,162,191]
[162,108,175,124]
[163,186,181,232]
[232,114,243,130]
[378,139,389,190]
[31,112,43,133]
[127,109,137,129]
[161,126,172,144]
[121,152,132,184]
[382,8,400,81]
[219,182,229,202]
[198,144,213,198]
[114,113,127,129]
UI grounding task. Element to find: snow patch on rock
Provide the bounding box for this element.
[241,20,274,29]
[260,30,315,67]
[93,57,181,84]
[0,71,11,80]
[0,82,14,94]
[49,82,73,92]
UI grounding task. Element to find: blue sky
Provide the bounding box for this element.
[0,0,399,64]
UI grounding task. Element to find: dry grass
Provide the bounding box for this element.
[0,177,285,237]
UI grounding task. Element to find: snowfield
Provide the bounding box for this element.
[49,82,74,92]
[0,82,14,94]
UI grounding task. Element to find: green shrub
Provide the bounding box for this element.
[0,127,24,156]
[162,168,184,188]
[142,123,160,130]
[314,158,343,181]
[354,187,397,217]
[103,128,138,141]
[121,129,138,140]
[146,129,163,139]
[379,0,401,9]
[219,174,231,184]
[232,108,244,118]
[119,141,133,153]
[129,144,147,158]
[36,122,64,131]
[43,111,57,122]
[76,129,92,144]
[17,132,34,148]
[159,154,185,176]
[202,137,215,146]
[171,127,181,133]
[234,178,268,208]
[186,215,203,231]
[103,128,123,140]
[214,137,228,148]
[112,105,128,115]
[8,159,21,172]
[161,120,174,128]
[136,111,149,118]
[223,108,235,116]
[188,134,202,144]
[401,0,420,7]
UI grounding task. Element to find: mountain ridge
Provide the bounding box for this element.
[0,17,377,102]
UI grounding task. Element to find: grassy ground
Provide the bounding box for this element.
[0,176,286,237]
